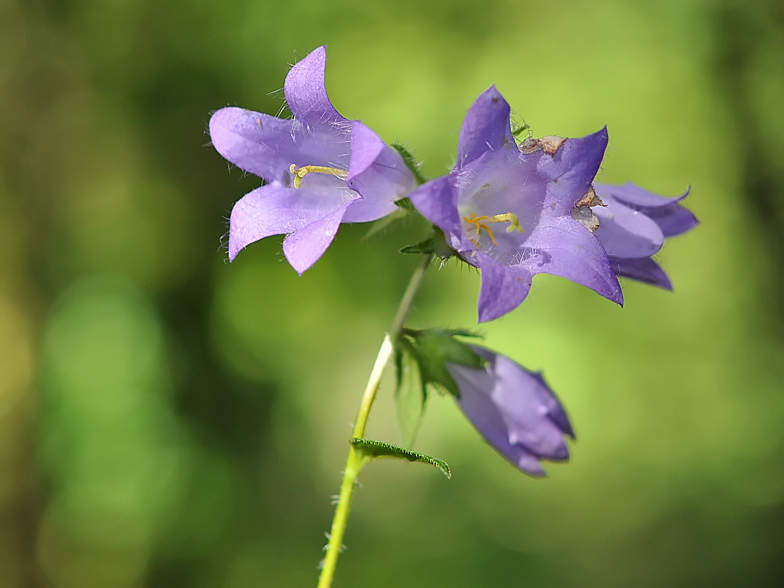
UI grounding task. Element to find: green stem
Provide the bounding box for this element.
[316,253,433,588]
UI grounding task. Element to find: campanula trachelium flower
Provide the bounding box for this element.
[409,86,622,322]
[210,46,416,273]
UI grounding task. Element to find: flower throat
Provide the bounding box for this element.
[463,212,524,247]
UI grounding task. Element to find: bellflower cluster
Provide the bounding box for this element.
[209,46,416,274]
[447,346,575,476]
[208,47,698,587]
[409,86,623,322]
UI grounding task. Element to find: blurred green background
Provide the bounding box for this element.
[2,0,784,586]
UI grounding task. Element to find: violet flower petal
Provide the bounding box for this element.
[228,182,357,261]
[610,256,673,290]
[343,121,417,223]
[591,182,698,288]
[522,216,623,305]
[527,370,575,439]
[594,182,698,237]
[282,202,352,275]
[457,86,516,168]
[593,194,665,259]
[539,128,608,216]
[209,106,350,185]
[209,108,298,183]
[449,364,546,476]
[596,181,687,207]
[408,176,464,248]
[447,346,575,477]
[476,255,533,323]
[283,46,347,128]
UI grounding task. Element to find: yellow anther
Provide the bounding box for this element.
[464,214,498,245]
[289,164,348,188]
[463,212,524,247]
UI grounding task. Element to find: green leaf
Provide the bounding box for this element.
[395,340,426,448]
[391,144,427,186]
[400,238,435,255]
[350,438,451,479]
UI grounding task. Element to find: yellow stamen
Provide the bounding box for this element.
[464,214,498,245]
[463,212,524,246]
[289,164,349,188]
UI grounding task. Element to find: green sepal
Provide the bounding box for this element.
[411,327,482,339]
[404,329,484,398]
[431,227,457,261]
[350,438,451,479]
[400,238,435,255]
[394,338,426,448]
[395,197,415,211]
[400,227,458,259]
[391,144,427,186]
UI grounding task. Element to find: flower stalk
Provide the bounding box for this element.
[317,253,432,588]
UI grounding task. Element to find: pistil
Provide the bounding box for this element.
[289,164,349,188]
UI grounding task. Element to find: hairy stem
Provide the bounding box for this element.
[316,253,432,588]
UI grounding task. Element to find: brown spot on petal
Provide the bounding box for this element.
[520,137,541,154]
[575,185,605,208]
[519,135,566,155]
[571,206,600,232]
[538,135,566,155]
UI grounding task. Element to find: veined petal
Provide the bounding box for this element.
[282,202,352,275]
[595,182,698,237]
[522,216,623,305]
[209,107,297,182]
[539,128,609,217]
[477,255,533,323]
[343,121,416,222]
[228,182,356,261]
[610,256,673,290]
[457,86,517,169]
[284,46,348,129]
[594,194,665,259]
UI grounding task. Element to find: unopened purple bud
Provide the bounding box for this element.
[447,346,575,477]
